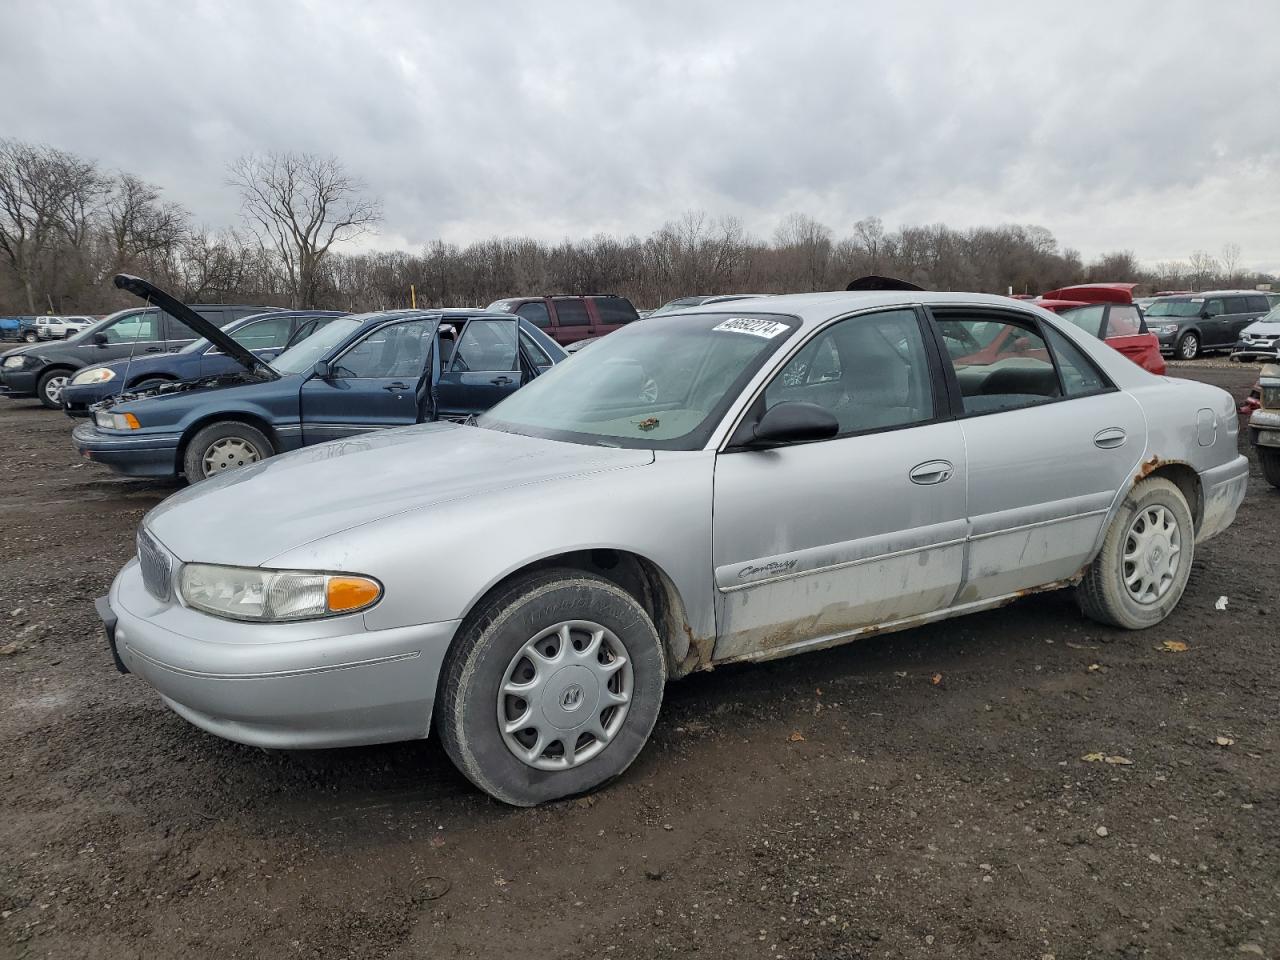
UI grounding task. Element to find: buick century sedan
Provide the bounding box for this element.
[99,289,1248,805]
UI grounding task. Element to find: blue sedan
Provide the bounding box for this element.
[61,310,348,416]
[74,276,566,482]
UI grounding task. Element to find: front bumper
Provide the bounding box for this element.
[102,558,460,749]
[61,383,111,417]
[1197,454,1249,543]
[1231,339,1280,362]
[0,368,39,398]
[72,421,181,477]
[1248,410,1280,449]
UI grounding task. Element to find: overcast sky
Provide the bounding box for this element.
[3,1,1278,270]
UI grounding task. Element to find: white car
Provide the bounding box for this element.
[34,315,94,340]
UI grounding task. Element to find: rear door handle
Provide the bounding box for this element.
[384,381,409,392]
[143,346,163,353]
[1094,427,1127,449]
[490,376,513,385]
[909,460,954,485]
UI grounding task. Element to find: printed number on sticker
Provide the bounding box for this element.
[712,318,789,339]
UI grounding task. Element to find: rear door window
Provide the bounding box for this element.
[1058,304,1106,338]
[552,299,590,327]
[1245,295,1269,313]
[934,314,1061,415]
[452,319,519,372]
[590,297,639,324]
[228,315,294,352]
[1045,326,1108,395]
[519,328,554,369]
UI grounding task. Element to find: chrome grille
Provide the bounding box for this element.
[137,529,172,601]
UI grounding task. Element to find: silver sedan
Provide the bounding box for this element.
[100,291,1248,805]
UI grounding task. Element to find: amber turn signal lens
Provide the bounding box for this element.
[326,576,381,613]
[123,413,141,430]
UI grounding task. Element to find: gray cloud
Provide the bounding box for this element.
[3,0,1278,270]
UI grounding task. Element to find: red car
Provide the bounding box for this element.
[1039,283,1166,375]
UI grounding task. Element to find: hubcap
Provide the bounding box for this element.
[1180,336,1197,359]
[1122,504,1182,605]
[201,437,260,476]
[497,620,633,771]
[44,375,68,403]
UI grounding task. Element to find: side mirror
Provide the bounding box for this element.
[312,360,332,379]
[749,401,839,446]
[1200,309,1213,319]
[91,332,108,346]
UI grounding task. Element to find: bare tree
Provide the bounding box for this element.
[1219,242,1242,287]
[1188,250,1219,291]
[229,152,382,307]
[0,139,102,311]
[105,172,189,273]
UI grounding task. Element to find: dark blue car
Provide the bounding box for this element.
[60,310,348,416]
[73,276,567,482]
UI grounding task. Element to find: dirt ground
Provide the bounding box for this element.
[1,362,1276,960]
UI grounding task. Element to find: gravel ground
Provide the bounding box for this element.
[1,364,1276,960]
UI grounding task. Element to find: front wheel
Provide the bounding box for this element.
[437,569,666,806]
[182,421,275,482]
[1076,477,1194,629]
[36,369,70,409]
[1176,332,1200,360]
[23,331,38,343]
[1260,447,1280,489]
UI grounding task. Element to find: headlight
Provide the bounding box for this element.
[1150,323,1179,335]
[177,563,382,621]
[73,367,116,385]
[1263,385,1280,409]
[3,355,27,369]
[94,411,140,430]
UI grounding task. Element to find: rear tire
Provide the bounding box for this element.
[1076,477,1194,629]
[1260,447,1280,489]
[437,569,666,806]
[36,369,70,409]
[23,331,37,343]
[182,421,274,482]
[1176,332,1200,360]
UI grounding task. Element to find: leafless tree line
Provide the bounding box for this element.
[0,138,1273,316]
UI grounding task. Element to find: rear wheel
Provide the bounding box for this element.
[437,569,666,806]
[1176,332,1200,360]
[23,331,37,343]
[36,369,70,409]
[1077,477,1194,629]
[182,421,274,482]
[1259,447,1280,489]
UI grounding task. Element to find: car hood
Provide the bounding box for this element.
[1242,320,1280,336]
[144,423,655,565]
[97,370,294,413]
[75,353,182,383]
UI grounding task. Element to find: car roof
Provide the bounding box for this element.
[688,289,1064,329]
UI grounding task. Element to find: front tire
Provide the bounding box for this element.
[23,331,38,343]
[1260,447,1280,489]
[1176,332,1200,360]
[182,420,274,482]
[1076,477,1194,629]
[36,369,70,409]
[437,569,666,806]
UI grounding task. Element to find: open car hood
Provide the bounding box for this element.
[112,274,278,380]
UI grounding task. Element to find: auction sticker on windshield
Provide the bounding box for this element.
[712,318,789,338]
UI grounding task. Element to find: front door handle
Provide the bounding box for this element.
[909,459,954,485]
[384,381,409,392]
[490,375,513,385]
[143,346,163,353]
[1094,427,1127,449]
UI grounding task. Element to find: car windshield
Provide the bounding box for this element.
[478,312,798,450]
[270,317,361,374]
[1057,304,1106,338]
[1145,299,1203,318]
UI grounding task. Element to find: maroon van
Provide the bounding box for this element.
[485,295,639,347]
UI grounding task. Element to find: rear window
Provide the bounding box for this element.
[553,299,590,326]
[590,297,639,324]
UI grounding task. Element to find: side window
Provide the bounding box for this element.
[591,297,639,324]
[1245,295,1269,313]
[519,328,553,368]
[102,312,161,343]
[1059,304,1106,338]
[515,301,551,329]
[763,309,934,434]
[1204,298,1224,317]
[935,314,1060,415]
[332,319,432,379]
[553,299,590,326]
[1105,305,1142,337]
[1045,327,1108,396]
[452,319,519,372]
[229,316,293,351]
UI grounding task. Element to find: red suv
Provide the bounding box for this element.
[485,295,640,347]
